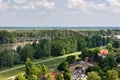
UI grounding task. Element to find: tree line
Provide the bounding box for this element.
[0,30,85,44]
[0,29,114,44]
[0,33,110,67]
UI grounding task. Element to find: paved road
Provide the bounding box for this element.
[0,52,81,74]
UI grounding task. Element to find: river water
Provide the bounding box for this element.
[0,41,33,51]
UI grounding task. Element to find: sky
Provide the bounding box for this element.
[0,0,120,26]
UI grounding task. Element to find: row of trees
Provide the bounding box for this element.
[0,29,112,44]
[0,30,85,44]
[82,29,120,36]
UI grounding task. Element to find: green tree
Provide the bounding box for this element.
[20,45,34,62]
[51,40,63,56]
[99,56,117,72]
[32,42,38,49]
[113,66,120,78]
[0,30,16,44]
[57,61,69,71]
[34,46,42,59]
[30,75,38,80]
[66,55,76,64]
[106,70,119,80]
[86,66,104,77]
[41,64,49,75]
[25,58,33,79]
[17,46,22,55]
[60,48,65,55]
[116,56,120,63]
[37,65,43,77]
[63,69,71,80]
[14,53,20,64]
[112,40,120,48]
[4,49,17,67]
[56,73,64,80]
[39,39,51,57]
[14,73,26,80]
[0,51,6,67]
[47,74,52,80]
[87,72,101,80]
[25,58,39,79]
[81,48,93,61]
[106,43,112,50]
[0,49,20,67]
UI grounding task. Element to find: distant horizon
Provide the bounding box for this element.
[0,25,120,27]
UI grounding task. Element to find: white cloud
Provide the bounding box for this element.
[13,0,55,10]
[13,5,20,10]
[68,0,94,14]
[0,4,8,11]
[22,3,36,10]
[68,0,120,14]
[11,13,16,16]
[70,11,81,15]
[34,0,55,9]
[0,0,9,11]
[107,0,120,7]
[13,0,26,4]
[0,0,2,3]
[68,0,87,9]
[95,0,120,13]
[39,11,46,15]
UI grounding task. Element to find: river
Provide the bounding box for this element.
[0,41,34,51]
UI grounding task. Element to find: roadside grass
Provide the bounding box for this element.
[0,57,53,71]
[0,52,81,80]
[0,68,25,80]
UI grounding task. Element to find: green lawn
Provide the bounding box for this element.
[0,68,25,80]
[0,52,81,80]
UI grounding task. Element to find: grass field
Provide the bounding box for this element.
[0,52,81,80]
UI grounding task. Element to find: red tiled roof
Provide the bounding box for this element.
[98,49,108,56]
[89,62,97,65]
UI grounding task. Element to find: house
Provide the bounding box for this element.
[98,49,108,58]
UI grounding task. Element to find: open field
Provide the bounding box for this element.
[0,52,81,80]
